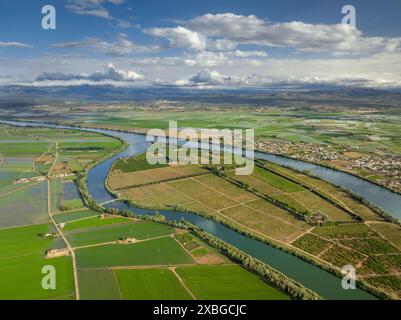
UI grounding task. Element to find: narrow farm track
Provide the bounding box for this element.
[288,227,315,244]
[47,142,59,177]
[365,221,401,252]
[47,145,80,300]
[0,181,40,198]
[72,234,172,250]
[171,234,198,261]
[169,266,197,300]
[47,179,80,299]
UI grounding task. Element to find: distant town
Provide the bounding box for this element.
[256,139,401,193]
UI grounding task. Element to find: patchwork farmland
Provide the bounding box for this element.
[0,124,290,300]
[0,124,121,299]
[108,152,401,299]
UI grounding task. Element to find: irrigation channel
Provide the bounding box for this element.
[4,120,401,299]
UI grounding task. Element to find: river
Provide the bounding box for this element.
[4,120,399,299]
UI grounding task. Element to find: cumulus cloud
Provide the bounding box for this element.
[168,69,249,87]
[0,41,32,48]
[36,64,143,83]
[65,0,125,19]
[145,26,206,51]
[189,69,230,84]
[206,39,237,51]
[186,13,401,55]
[232,50,267,58]
[52,34,155,56]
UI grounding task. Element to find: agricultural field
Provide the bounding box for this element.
[53,208,99,224]
[266,163,382,221]
[111,155,364,244]
[108,164,209,190]
[227,166,354,222]
[115,268,193,300]
[0,142,50,157]
[60,181,84,211]
[112,153,168,173]
[0,123,126,300]
[76,236,195,268]
[1,115,400,300]
[0,181,48,228]
[0,224,74,299]
[292,223,401,298]
[291,233,332,256]
[65,220,173,247]
[78,269,121,300]
[220,203,306,243]
[367,222,401,250]
[72,220,286,300]
[175,265,289,300]
[67,106,401,192]
[61,216,130,232]
[67,213,286,300]
[0,157,37,196]
[69,107,401,157]
[118,172,311,244]
[108,151,401,298]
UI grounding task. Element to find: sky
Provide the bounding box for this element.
[1,0,401,89]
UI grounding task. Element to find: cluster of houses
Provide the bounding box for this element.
[14,172,74,184]
[255,139,401,192]
[45,248,70,258]
[119,237,136,244]
[14,175,47,184]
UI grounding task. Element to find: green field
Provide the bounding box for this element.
[292,233,332,255]
[0,181,49,228]
[176,265,289,300]
[0,224,74,299]
[0,124,130,299]
[72,108,401,156]
[268,163,381,221]
[62,216,131,231]
[78,269,121,300]
[113,153,168,173]
[50,178,62,214]
[252,167,304,193]
[367,222,401,250]
[340,237,398,255]
[0,157,36,195]
[76,236,195,268]
[228,165,353,222]
[61,199,85,211]
[66,221,173,247]
[0,224,57,258]
[53,209,99,224]
[115,268,192,300]
[313,224,377,239]
[0,142,50,157]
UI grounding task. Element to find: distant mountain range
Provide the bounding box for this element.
[0,85,400,108]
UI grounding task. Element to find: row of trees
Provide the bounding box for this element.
[184,223,321,300]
